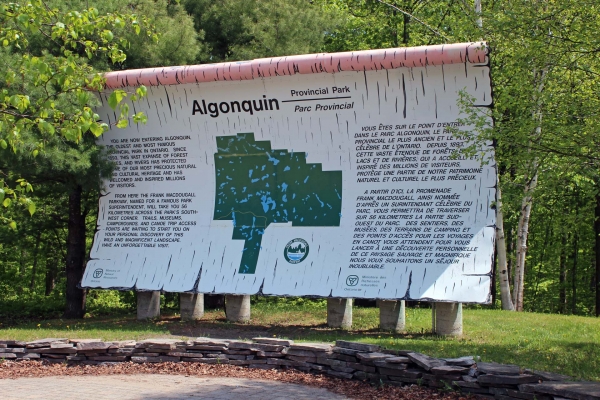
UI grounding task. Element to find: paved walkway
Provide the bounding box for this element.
[0,374,349,400]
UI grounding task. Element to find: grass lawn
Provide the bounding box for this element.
[1,301,598,381]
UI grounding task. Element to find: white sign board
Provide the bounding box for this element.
[83,43,495,303]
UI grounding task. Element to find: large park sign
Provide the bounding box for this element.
[82,42,495,303]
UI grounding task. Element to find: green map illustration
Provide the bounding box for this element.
[213,133,343,274]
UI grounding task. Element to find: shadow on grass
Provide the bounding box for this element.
[166,316,443,342]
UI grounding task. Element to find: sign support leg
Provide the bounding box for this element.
[137,291,160,320]
[327,298,352,328]
[432,302,462,335]
[180,293,204,321]
[378,300,405,332]
[225,295,250,322]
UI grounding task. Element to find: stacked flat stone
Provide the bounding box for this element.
[0,338,597,400]
[0,340,37,361]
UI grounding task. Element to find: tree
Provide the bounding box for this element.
[3,0,600,318]
[453,0,600,312]
[0,1,156,318]
[101,0,204,69]
[184,0,339,62]
[320,0,600,314]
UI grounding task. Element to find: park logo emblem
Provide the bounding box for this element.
[346,275,359,286]
[93,268,104,279]
[284,238,309,264]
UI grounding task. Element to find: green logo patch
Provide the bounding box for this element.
[284,238,310,264]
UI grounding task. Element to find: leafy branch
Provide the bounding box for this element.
[0,1,155,228]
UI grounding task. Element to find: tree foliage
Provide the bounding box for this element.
[108,0,203,69]
[0,0,161,318]
[184,0,339,62]
[1,0,600,319]
[0,1,153,225]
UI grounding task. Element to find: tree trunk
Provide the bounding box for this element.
[44,240,58,296]
[512,67,546,312]
[390,7,399,47]
[532,225,551,304]
[63,185,87,319]
[474,0,483,28]
[491,251,497,305]
[513,169,538,311]
[495,183,514,310]
[595,189,600,317]
[571,229,578,315]
[507,227,514,287]
[17,248,26,295]
[45,258,57,296]
[570,192,579,315]
[30,231,42,291]
[402,12,409,45]
[559,234,567,313]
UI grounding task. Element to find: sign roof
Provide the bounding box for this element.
[104,42,488,89]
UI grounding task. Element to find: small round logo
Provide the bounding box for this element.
[346,275,359,286]
[93,268,104,279]
[284,238,309,264]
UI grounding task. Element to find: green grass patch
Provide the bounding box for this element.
[1,300,598,381]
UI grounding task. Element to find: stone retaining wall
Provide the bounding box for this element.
[1,338,597,400]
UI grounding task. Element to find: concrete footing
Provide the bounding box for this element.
[378,300,405,332]
[225,295,251,322]
[432,302,463,335]
[327,298,352,329]
[137,291,160,320]
[180,293,204,321]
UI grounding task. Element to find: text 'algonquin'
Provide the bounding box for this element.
[192,95,280,118]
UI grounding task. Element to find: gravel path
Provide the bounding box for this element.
[0,361,470,400]
[0,374,348,400]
